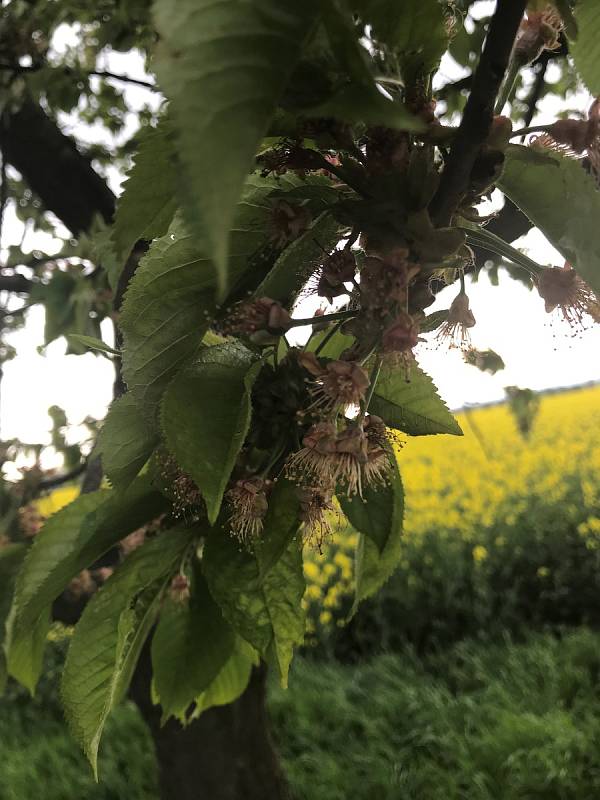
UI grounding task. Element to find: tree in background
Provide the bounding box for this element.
[0,1,599,798]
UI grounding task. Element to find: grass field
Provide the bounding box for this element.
[5,630,600,799]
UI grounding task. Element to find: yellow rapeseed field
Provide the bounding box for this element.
[304,384,600,628]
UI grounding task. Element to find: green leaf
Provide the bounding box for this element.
[339,453,403,553]
[161,343,262,525]
[307,326,355,359]
[12,477,169,641]
[305,83,423,131]
[96,395,158,489]
[255,212,342,305]
[498,145,600,295]
[62,527,195,776]
[369,362,463,436]
[0,544,27,694]
[151,568,235,722]
[110,120,178,287]
[203,482,304,687]
[353,0,449,81]
[66,334,120,357]
[571,1,600,92]
[420,309,448,333]
[189,637,257,720]
[6,608,50,696]
[353,469,405,608]
[152,0,320,294]
[120,176,288,423]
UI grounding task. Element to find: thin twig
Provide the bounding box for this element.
[0,62,156,90]
[89,71,156,90]
[430,0,527,227]
[521,55,549,131]
[39,461,87,490]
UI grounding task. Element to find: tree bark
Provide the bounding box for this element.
[130,645,291,800]
[1,93,290,800]
[0,97,115,235]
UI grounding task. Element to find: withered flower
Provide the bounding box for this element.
[299,353,369,413]
[437,291,476,349]
[382,311,420,353]
[318,250,356,303]
[297,484,336,551]
[268,200,312,247]
[169,574,191,604]
[514,5,563,65]
[226,477,270,545]
[537,263,600,328]
[363,415,393,489]
[287,420,391,499]
[224,297,292,338]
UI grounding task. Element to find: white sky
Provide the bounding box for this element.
[1,8,599,467]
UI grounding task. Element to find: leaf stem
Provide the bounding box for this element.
[458,225,544,276]
[510,124,552,138]
[288,309,355,328]
[494,56,522,115]
[359,355,383,420]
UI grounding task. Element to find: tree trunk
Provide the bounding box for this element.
[129,645,291,800]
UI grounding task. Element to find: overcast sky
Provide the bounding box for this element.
[1,8,599,468]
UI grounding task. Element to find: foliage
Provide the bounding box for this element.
[304,386,600,654]
[1,0,600,776]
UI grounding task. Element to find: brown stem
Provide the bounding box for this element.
[430,0,527,227]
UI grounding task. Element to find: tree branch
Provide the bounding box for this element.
[38,461,86,490]
[430,0,527,227]
[0,274,34,293]
[0,97,115,234]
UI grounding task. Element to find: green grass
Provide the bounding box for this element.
[5,630,600,798]
[271,629,600,800]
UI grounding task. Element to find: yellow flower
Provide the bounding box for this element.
[472,545,488,563]
[537,566,550,578]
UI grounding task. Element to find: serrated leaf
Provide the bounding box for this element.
[498,145,600,295]
[110,120,178,287]
[12,477,169,643]
[339,452,403,553]
[161,343,262,525]
[0,544,27,694]
[62,527,195,776]
[353,468,404,609]
[153,0,320,294]
[255,212,342,305]
[353,0,448,81]
[120,177,290,423]
[6,608,50,696]
[203,482,304,686]
[151,568,235,722]
[96,395,158,489]
[571,1,600,92]
[369,362,463,436]
[188,636,257,720]
[66,334,119,356]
